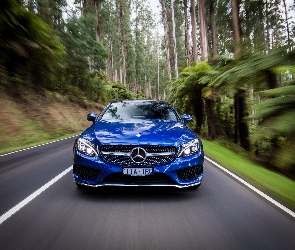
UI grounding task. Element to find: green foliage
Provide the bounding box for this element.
[215,0,232,54]
[170,62,212,99]
[57,14,109,102]
[109,83,137,100]
[33,0,67,30]
[217,95,234,127]
[209,45,295,171]
[173,1,186,68]
[250,79,295,171]
[0,0,66,88]
[210,47,289,91]
[60,14,108,73]
[260,85,295,97]
[168,62,212,134]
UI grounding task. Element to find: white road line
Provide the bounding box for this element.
[0,166,72,225]
[205,156,295,218]
[1,155,294,225]
[0,135,79,157]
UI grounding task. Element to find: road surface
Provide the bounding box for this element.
[0,137,295,250]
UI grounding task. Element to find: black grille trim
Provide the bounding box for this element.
[176,165,203,180]
[101,145,134,153]
[100,145,176,165]
[102,173,175,184]
[74,164,102,180]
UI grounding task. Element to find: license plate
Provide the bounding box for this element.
[123,167,153,176]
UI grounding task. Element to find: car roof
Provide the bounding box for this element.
[111,100,170,104]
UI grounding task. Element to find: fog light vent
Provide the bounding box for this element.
[74,164,102,180]
[176,165,203,180]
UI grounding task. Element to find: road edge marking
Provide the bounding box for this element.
[0,135,79,157]
[205,156,295,218]
[1,156,294,224]
[0,166,72,225]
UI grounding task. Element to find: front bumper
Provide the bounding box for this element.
[73,150,203,188]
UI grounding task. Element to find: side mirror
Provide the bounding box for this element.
[182,114,192,122]
[87,113,97,122]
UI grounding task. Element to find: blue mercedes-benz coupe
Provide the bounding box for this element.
[73,100,204,188]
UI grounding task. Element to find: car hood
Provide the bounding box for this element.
[81,120,196,147]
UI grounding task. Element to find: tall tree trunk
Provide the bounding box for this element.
[205,98,217,139]
[157,42,160,99]
[198,0,208,61]
[115,69,118,82]
[27,0,34,12]
[265,69,278,89]
[231,0,241,57]
[194,88,204,134]
[190,0,198,63]
[83,0,87,16]
[260,1,267,53]
[119,0,126,86]
[171,0,178,78]
[234,89,251,151]
[244,0,250,39]
[135,1,139,91]
[184,0,191,64]
[210,0,217,61]
[283,0,291,45]
[109,39,114,81]
[120,68,122,83]
[231,0,250,150]
[94,0,100,41]
[272,0,282,48]
[265,0,270,52]
[204,0,219,139]
[161,0,172,81]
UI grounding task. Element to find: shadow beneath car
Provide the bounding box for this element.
[74,185,201,203]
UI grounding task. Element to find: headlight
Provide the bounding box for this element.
[178,139,200,158]
[75,137,98,157]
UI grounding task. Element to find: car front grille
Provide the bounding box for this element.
[176,165,203,180]
[100,145,176,166]
[74,164,102,180]
[102,173,175,184]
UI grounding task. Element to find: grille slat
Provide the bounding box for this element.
[100,145,176,165]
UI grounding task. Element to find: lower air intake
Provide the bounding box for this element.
[74,164,102,180]
[176,165,203,180]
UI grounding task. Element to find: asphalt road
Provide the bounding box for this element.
[0,137,295,250]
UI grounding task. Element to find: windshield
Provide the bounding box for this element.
[101,101,179,121]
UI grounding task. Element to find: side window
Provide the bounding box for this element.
[167,111,177,121]
[101,106,119,120]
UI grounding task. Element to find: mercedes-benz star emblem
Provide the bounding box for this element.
[130,147,147,163]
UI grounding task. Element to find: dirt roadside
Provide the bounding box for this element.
[0,87,102,153]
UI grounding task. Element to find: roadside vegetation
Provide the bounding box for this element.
[0,87,101,154]
[202,139,295,211]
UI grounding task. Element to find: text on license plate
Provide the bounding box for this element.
[123,168,153,176]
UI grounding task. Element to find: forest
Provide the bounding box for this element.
[1,0,295,177]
